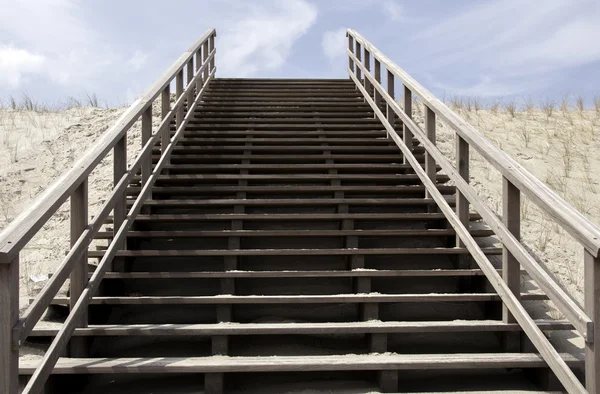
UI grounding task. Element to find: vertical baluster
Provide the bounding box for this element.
[114,132,127,250]
[403,86,413,163]
[161,85,171,155]
[355,41,362,82]
[69,180,88,356]
[141,105,153,200]
[187,59,195,103]
[374,58,381,112]
[0,256,18,394]
[585,249,600,393]
[209,34,215,72]
[195,50,203,96]
[348,34,355,76]
[176,70,184,129]
[424,107,436,199]
[363,47,371,96]
[386,70,394,139]
[203,40,209,86]
[502,177,521,352]
[456,136,469,246]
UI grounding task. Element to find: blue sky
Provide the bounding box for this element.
[1,0,600,107]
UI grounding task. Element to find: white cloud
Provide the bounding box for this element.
[127,50,149,71]
[409,0,600,96]
[0,45,46,88]
[382,0,403,21]
[218,0,318,77]
[322,27,347,63]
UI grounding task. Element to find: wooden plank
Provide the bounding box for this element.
[141,106,152,196]
[94,228,494,239]
[87,247,503,258]
[585,249,600,393]
[503,177,521,352]
[44,293,548,306]
[142,174,443,181]
[69,180,88,357]
[95,268,506,279]
[424,106,436,199]
[347,29,600,257]
[403,85,413,162]
[349,50,592,343]
[347,63,587,394]
[113,134,127,250]
[456,136,469,247]
[28,319,574,337]
[128,185,457,195]
[176,70,184,129]
[18,352,584,375]
[126,212,481,221]
[134,198,444,206]
[355,40,362,81]
[160,86,171,156]
[0,256,18,394]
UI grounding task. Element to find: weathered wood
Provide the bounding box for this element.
[374,59,381,110]
[203,41,209,84]
[205,373,223,394]
[131,197,444,206]
[209,34,215,71]
[176,70,184,129]
[585,249,600,393]
[141,106,152,195]
[347,28,600,257]
[355,41,362,81]
[113,133,127,251]
[88,247,503,257]
[29,320,574,337]
[0,256,18,394]
[69,181,88,357]
[349,50,591,342]
[424,106,436,198]
[18,352,585,375]
[122,212,483,221]
[160,86,171,155]
[46,293,547,305]
[456,136,469,247]
[403,85,413,162]
[348,34,354,75]
[386,70,394,136]
[348,66,587,394]
[363,47,371,95]
[503,177,521,352]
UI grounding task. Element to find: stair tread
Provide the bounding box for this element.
[19,352,584,375]
[28,319,573,337]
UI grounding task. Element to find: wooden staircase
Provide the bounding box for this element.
[4,29,598,394]
[20,78,579,393]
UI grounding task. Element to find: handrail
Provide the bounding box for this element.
[347,28,600,257]
[0,28,216,394]
[0,28,216,264]
[346,29,598,394]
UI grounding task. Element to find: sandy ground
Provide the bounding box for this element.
[1,97,596,391]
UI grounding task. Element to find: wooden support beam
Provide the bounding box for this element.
[363,47,371,95]
[502,177,521,352]
[176,70,184,129]
[69,181,88,357]
[424,106,436,200]
[195,50,202,97]
[355,41,362,81]
[205,372,224,394]
[402,86,413,163]
[374,59,381,111]
[0,256,18,394]
[386,70,394,137]
[348,35,355,77]
[160,86,171,159]
[209,34,215,72]
[456,136,469,247]
[141,106,152,197]
[113,135,127,251]
[378,370,398,393]
[202,41,209,84]
[585,249,600,393]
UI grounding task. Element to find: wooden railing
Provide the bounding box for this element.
[0,28,217,394]
[346,29,600,394]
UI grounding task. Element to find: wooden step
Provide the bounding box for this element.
[44,293,547,306]
[173,137,398,144]
[28,320,573,337]
[178,124,387,131]
[87,247,503,258]
[160,163,432,174]
[94,229,494,239]
[192,112,379,118]
[136,174,448,184]
[18,352,584,375]
[161,146,402,154]
[130,198,448,207]
[179,130,389,137]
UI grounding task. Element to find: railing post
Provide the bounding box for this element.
[0,256,18,394]
[374,58,381,112]
[187,59,195,105]
[403,86,413,164]
[386,70,394,139]
[141,106,153,201]
[114,133,127,250]
[348,34,355,77]
[69,180,88,356]
[176,69,184,129]
[502,177,521,352]
[161,86,171,155]
[202,40,209,90]
[585,249,600,393]
[195,50,203,98]
[363,47,371,96]
[355,40,362,82]
[424,106,436,199]
[209,33,215,72]
[456,136,470,245]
